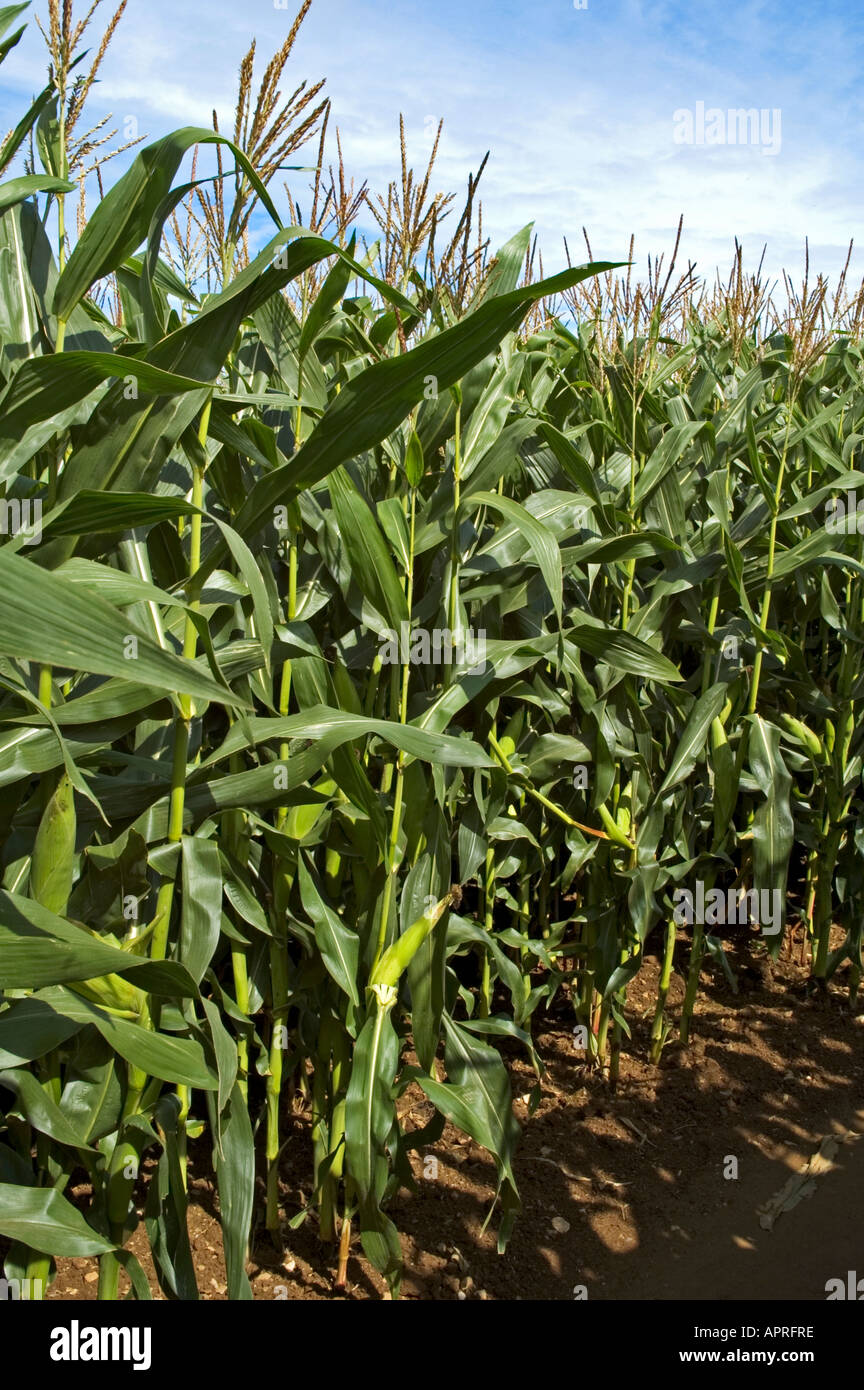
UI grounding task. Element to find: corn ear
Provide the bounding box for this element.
[369,893,453,990]
[30,772,76,916]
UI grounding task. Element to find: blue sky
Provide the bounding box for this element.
[3,0,863,291]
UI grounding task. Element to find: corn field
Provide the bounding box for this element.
[0,0,862,1303]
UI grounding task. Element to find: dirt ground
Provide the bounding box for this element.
[35,926,864,1301]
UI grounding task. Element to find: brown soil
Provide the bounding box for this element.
[37,928,864,1301]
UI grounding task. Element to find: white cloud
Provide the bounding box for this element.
[2,0,860,293]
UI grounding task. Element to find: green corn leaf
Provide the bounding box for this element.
[298,855,360,1006]
[180,836,222,984]
[0,174,74,213]
[0,351,213,452]
[35,987,218,1089]
[654,683,728,800]
[0,548,247,708]
[746,715,794,949]
[209,261,620,561]
[0,1066,96,1150]
[0,995,83,1066]
[53,127,282,323]
[464,491,563,622]
[568,624,683,682]
[344,997,400,1200]
[328,465,410,633]
[0,1184,115,1257]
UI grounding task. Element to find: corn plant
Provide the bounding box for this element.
[0,0,862,1303]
